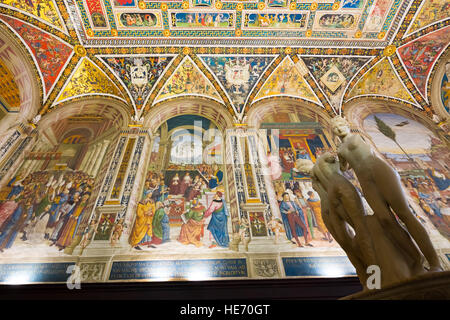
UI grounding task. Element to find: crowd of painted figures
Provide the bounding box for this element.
[0,170,94,252]
[271,180,333,248]
[402,170,450,239]
[130,164,229,250]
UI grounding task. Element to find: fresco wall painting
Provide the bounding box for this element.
[363,113,450,241]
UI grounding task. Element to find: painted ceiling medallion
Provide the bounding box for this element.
[383,45,396,57]
[75,45,87,57]
[320,65,346,93]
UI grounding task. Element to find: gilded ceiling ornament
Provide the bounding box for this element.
[305,30,312,37]
[215,1,223,9]
[86,29,94,37]
[354,30,362,38]
[310,2,318,11]
[235,29,242,37]
[163,29,171,37]
[160,3,168,11]
[377,31,386,40]
[182,1,190,9]
[75,45,87,57]
[111,29,118,37]
[383,45,396,57]
[138,1,146,10]
[332,2,340,10]
[183,47,191,55]
[289,2,296,10]
[284,47,292,55]
[236,3,244,11]
[257,2,265,10]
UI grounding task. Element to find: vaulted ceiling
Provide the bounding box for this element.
[0,0,448,122]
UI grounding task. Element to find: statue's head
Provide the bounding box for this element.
[330,116,351,138]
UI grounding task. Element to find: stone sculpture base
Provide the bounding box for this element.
[342,271,450,300]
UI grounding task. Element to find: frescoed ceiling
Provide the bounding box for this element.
[0,0,448,122]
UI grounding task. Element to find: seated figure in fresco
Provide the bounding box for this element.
[149,201,170,245]
[129,193,156,250]
[169,173,180,195]
[185,177,202,201]
[331,115,442,273]
[208,165,223,190]
[204,191,229,248]
[279,192,312,247]
[178,198,205,247]
[179,172,192,196]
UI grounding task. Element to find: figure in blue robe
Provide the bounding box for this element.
[205,193,229,248]
[0,200,33,250]
[208,166,223,189]
[46,191,69,229]
[426,169,450,191]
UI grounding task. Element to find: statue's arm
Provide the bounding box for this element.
[396,204,443,271]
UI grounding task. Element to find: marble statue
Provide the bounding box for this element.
[296,116,443,289]
[297,154,376,288]
[330,116,442,274]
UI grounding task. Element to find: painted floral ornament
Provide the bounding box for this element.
[74,45,87,57]
[384,45,396,56]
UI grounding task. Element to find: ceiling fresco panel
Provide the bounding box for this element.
[200,55,275,114]
[155,55,224,104]
[302,55,370,110]
[55,57,125,105]
[0,14,73,97]
[405,0,450,37]
[0,0,64,30]
[254,55,321,105]
[398,25,450,100]
[347,57,417,104]
[101,55,174,109]
[67,0,408,47]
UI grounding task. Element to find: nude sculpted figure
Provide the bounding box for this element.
[296,116,442,289]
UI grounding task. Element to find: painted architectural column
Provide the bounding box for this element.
[75,128,151,256]
[92,140,110,176]
[0,124,25,165]
[225,126,278,251]
[79,147,92,172]
[0,127,36,187]
[84,144,98,174]
[86,143,100,175]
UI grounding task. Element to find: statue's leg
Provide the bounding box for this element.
[358,176,424,271]
[372,159,441,271]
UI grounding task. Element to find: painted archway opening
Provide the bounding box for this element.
[132,113,230,251]
[0,98,130,257]
[0,26,41,135]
